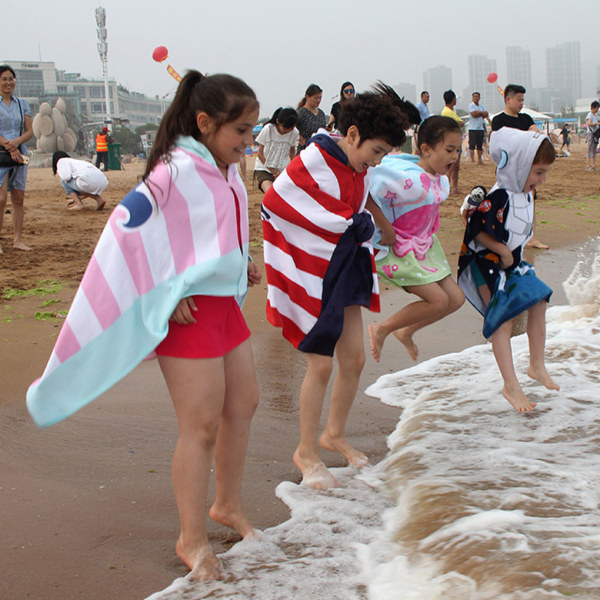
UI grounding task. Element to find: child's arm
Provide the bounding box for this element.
[365,194,396,246]
[475,232,514,269]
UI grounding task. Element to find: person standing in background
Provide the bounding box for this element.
[467,92,489,165]
[296,84,327,152]
[0,65,33,253]
[585,101,599,172]
[95,126,112,171]
[416,91,431,124]
[440,90,464,195]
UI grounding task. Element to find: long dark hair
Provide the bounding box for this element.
[267,107,298,128]
[52,151,70,175]
[339,81,354,103]
[144,71,258,178]
[297,84,322,109]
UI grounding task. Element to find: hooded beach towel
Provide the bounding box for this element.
[27,138,249,427]
[458,128,552,337]
[261,132,379,356]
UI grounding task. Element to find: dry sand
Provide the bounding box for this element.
[1,142,599,599]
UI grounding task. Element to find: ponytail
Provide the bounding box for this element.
[144,70,258,178]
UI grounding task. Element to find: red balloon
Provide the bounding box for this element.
[152,46,169,63]
[487,72,498,84]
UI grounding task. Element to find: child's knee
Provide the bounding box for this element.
[308,355,334,383]
[338,347,366,374]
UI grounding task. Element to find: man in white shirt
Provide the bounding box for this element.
[467,92,489,165]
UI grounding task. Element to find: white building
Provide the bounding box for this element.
[2,60,164,129]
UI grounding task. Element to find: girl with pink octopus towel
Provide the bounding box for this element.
[366,116,465,362]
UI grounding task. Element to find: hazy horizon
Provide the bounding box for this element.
[3,0,598,117]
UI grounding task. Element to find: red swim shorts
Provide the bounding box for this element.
[154,295,250,359]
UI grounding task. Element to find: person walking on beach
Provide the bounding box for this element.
[95,126,112,171]
[28,72,262,581]
[440,90,464,194]
[262,84,418,490]
[0,64,33,253]
[492,83,548,250]
[559,123,571,155]
[458,128,560,413]
[366,116,465,363]
[585,100,599,171]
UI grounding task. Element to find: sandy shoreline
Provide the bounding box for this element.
[1,143,599,599]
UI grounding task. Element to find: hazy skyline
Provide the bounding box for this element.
[3,0,599,117]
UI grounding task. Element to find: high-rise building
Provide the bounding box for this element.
[467,54,503,114]
[423,65,452,114]
[546,41,582,109]
[394,82,417,104]
[506,46,532,90]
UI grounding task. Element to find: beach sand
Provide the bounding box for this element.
[1,142,599,599]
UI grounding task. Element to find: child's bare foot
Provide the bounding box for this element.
[528,365,560,391]
[502,384,537,413]
[367,323,387,362]
[96,197,106,211]
[320,431,369,468]
[209,503,256,539]
[392,328,419,361]
[13,241,31,251]
[526,238,549,250]
[293,449,341,489]
[176,540,223,581]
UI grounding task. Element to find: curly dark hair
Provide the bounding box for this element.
[337,82,420,148]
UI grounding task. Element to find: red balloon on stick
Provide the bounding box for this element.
[152,46,182,82]
[487,72,498,84]
[152,46,169,63]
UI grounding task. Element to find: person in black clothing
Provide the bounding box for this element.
[491,84,539,133]
[327,81,355,131]
[491,84,548,249]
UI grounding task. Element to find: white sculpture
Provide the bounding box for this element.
[33,98,78,154]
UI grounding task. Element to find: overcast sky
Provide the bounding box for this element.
[4,0,599,117]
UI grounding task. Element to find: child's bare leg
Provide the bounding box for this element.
[368,282,451,362]
[210,339,259,539]
[393,277,464,360]
[294,352,341,489]
[320,305,368,468]
[491,320,536,412]
[526,300,559,391]
[158,354,225,581]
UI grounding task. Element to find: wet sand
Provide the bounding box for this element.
[1,143,599,599]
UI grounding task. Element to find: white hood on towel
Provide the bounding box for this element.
[489,128,548,193]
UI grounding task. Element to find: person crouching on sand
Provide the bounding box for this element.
[457,128,560,413]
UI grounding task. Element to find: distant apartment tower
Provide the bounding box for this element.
[506,46,532,90]
[394,82,417,104]
[423,65,452,114]
[467,54,503,114]
[546,41,582,108]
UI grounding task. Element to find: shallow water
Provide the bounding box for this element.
[146,239,600,600]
